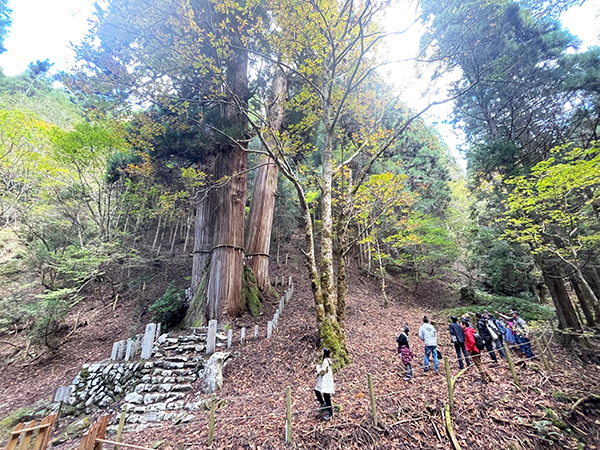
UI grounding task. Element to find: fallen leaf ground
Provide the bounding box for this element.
[2,241,600,450]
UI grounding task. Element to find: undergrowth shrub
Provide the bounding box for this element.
[441,290,555,322]
[150,282,186,329]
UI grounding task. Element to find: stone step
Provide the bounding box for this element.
[125,411,194,425]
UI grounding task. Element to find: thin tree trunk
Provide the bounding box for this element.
[246,66,287,292]
[183,212,192,254]
[570,275,595,327]
[376,239,388,307]
[574,266,600,320]
[152,215,162,250]
[170,221,179,254]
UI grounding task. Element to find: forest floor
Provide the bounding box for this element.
[1,238,600,449]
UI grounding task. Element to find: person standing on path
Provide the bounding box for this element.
[418,316,439,374]
[497,310,535,359]
[486,312,506,359]
[461,319,493,384]
[476,312,498,363]
[396,326,414,380]
[314,347,335,420]
[449,315,470,370]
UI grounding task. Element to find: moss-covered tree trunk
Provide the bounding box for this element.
[246,66,287,292]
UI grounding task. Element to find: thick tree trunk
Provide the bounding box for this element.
[570,275,596,327]
[246,66,287,291]
[188,38,249,323]
[542,264,581,330]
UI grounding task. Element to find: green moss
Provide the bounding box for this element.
[319,318,350,369]
[242,266,262,319]
[0,399,51,439]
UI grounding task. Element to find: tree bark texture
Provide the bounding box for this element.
[570,276,596,327]
[542,264,581,330]
[246,66,287,291]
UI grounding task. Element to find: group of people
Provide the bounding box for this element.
[395,310,535,384]
[312,309,536,421]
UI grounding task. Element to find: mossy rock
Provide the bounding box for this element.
[52,417,90,445]
[0,399,51,439]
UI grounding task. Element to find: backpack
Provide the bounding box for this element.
[474,332,485,351]
[495,319,507,335]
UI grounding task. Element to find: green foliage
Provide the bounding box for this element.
[150,282,186,329]
[0,399,51,440]
[26,288,76,348]
[440,290,555,323]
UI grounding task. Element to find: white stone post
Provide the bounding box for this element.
[206,320,217,355]
[240,327,246,345]
[254,325,259,341]
[289,276,292,286]
[267,321,273,338]
[124,339,135,361]
[227,329,233,349]
[141,323,157,359]
[111,342,120,360]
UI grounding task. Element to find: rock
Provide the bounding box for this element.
[52,417,90,445]
[88,364,101,373]
[171,384,193,392]
[166,400,185,410]
[165,356,188,362]
[200,352,230,394]
[157,333,169,344]
[148,403,167,411]
[181,415,194,423]
[124,393,144,404]
[158,384,173,392]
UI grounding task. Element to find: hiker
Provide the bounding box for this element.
[476,312,498,363]
[448,315,470,370]
[461,319,493,384]
[314,347,335,420]
[486,312,506,359]
[396,326,414,380]
[505,320,516,345]
[418,316,439,374]
[511,311,535,359]
[461,312,471,328]
[496,310,535,358]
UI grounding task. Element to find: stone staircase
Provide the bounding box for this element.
[69,331,229,431]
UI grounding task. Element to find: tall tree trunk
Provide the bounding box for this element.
[573,266,600,320]
[542,263,581,330]
[570,275,595,327]
[204,43,249,321]
[246,66,287,291]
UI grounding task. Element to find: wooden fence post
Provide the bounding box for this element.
[367,373,378,427]
[534,336,550,371]
[444,356,453,408]
[114,406,127,450]
[286,386,292,444]
[207,394,217,447]
[503,342,520,388]
[540,333,555,364]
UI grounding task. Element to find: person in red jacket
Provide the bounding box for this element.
[461,319,492,384]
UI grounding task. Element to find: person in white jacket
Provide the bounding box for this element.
[418,316,439,374]
[314,347,335,420]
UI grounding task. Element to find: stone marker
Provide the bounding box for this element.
[111,342,120,360]
[289,276,292,286]
[155,323,162,340]
[267,321,273,338]
[116,340,127,360]
[125,339,135,361]
[254,325,259,341]
[141,323,157,359]
[273,311,278,328]
[206,320,217,355]
[54,386,73,403]
[227,329,233,349]
[200,352,230,393]
[240,327,246,345]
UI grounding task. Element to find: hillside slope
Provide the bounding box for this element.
[2,240,600,449]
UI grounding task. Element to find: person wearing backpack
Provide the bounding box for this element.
[485,312,506,359]
[461,319,492,384]
[448,315,470,370]
[476,312,498,363]
[418,316,439,374]
[396,326,414,381]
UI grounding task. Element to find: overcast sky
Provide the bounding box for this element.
[0,0,598,165]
